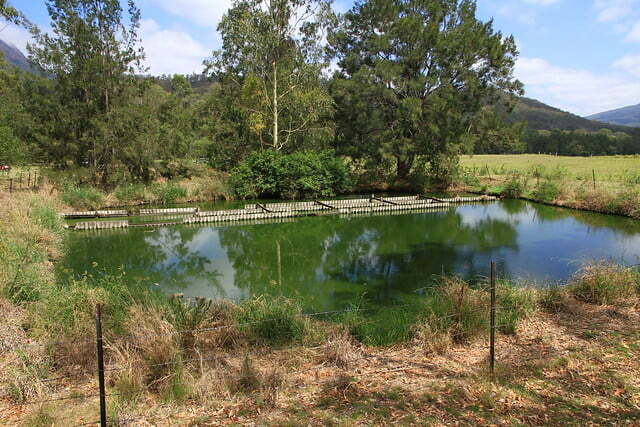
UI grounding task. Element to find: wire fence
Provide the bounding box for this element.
[0,170,41,193]
[0,262,538,426]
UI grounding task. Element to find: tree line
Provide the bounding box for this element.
[2,0,634,193]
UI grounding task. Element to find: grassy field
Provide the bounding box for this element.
[458,154,640,219]
[460,154,640,185]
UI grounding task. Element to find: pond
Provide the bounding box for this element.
[58,200,640,311]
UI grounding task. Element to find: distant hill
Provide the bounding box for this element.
[0,39,32,72]
[504,96,633,133]
[587,104,640,128]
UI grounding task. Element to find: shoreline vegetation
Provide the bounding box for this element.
[1,188,639,425]
[32,153,640,223]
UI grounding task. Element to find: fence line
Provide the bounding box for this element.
[28,304,497,385]
[3,263,506,426]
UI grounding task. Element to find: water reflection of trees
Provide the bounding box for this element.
[61,227,222,291]
[527,201,640,236]
[61,201,640,309]
[218,209,520,308]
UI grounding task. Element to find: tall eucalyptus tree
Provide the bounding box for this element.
[208,0,336,152]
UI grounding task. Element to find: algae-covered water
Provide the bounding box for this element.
[58,200,640,311]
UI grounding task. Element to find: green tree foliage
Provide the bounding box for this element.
[0,125,23,164]
[0,52,35,163]
[196,82,257,170]
[330,0,523,185]
[525,129,640,156]
[208,0,335,152]
[0,0,29,27]
[27,0,146,184]
[229,149,351,199]
[469,108,527,154]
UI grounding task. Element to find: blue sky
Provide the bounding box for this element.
[2,0,640,116]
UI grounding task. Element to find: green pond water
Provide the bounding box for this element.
[59,200,640,311]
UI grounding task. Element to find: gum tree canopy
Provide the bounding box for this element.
[331,0,523,184]
[209,0,336,152]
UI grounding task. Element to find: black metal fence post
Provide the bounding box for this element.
[95,304,107,427]
[490,261,496,377]
[9,178,13,193]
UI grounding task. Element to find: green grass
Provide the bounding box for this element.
[60,185,105,210]
[460,154,640,185]
[460,154,640,219]
[235,296,308,345]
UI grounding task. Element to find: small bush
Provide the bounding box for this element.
[114,183,148,204]
[321,331,360,369]
[229,356,261,393]
[60,185,105,209]
[533,180,561,203]
[229,150,351,199]
[569,263,639,305]
[236,296,307,344]
[501,175,525,198]
[539,286,576,314]
[152,183,187,205]
[346,306,418,346]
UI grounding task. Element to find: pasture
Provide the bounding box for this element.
[460,154,640,185]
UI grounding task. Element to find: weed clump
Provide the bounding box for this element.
[501,175,525,198]
[496,282,537,334]
[413,278,489,353]
[151,182,187,204]
[60,185,105,209]
[533,180,561,203]
[227,356,284,406]
[320,331,360,369]
[236,296,307,344]
[569,263,639,305]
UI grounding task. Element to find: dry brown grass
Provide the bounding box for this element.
[109,304,180,393]
[319,330,361,369]
[0,299,52,404]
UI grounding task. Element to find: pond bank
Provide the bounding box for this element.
[2,189,639,425]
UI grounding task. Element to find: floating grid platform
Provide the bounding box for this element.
[64,195,497,230]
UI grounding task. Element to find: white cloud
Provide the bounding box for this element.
[139,19,209,75]
[148,0,233,28]
[613,54,640,78]
[516,56,640,116]
[594,0,640,42]
[627,20,640,41]
[594,0,636,22]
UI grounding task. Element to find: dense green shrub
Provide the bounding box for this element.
[533,180,561,203]
[114,183,148,204]
[229,150,351,199]
[501,175,525,198]
[152,183,188,205]
[235,296,307,344]
[0,126,25,165]
[60,185,105,209]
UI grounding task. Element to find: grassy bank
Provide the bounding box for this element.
[460,154,640,218]
[1,189,639,425]
[43,166,231,210]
